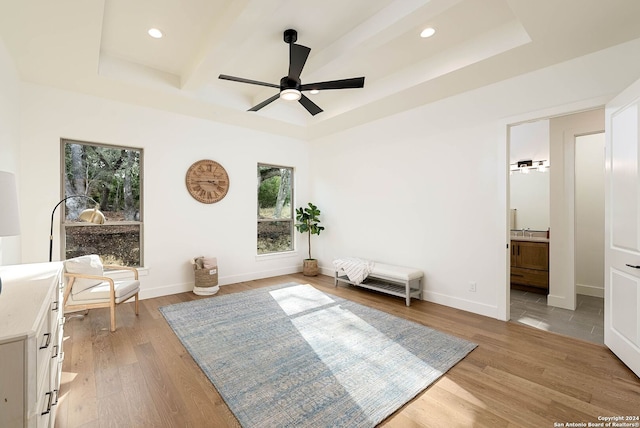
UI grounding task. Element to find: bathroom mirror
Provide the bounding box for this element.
[510,120,550,231]
[510,170,550,231]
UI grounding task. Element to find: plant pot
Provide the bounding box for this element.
[302,259,319,276]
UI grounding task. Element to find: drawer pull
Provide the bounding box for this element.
[39,333,51,350]
[41,391,53,415]
[625,263,640,269]
[52,344,58,358]
[53,389,59,406]
[52,300,59,311]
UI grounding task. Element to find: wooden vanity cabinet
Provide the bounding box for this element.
[510,240,549,292]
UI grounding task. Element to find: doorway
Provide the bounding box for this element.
[507,111,605,344]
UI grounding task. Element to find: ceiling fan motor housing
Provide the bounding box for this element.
[280,76,300,90]
[283,29,297,44]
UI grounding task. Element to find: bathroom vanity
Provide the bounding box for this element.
[510,236,549,293]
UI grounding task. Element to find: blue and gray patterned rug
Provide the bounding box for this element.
[160,283,476,427]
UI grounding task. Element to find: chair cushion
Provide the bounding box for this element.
[71,279,140,303]
[64,255,104,295]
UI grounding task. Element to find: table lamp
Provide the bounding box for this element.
[0,171,21,294]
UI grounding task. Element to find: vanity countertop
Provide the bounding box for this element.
[510,235,549,243]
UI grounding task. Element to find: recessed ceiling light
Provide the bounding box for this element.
[420,27,436,38]
[310,89,319,95]
[148,28,163,39]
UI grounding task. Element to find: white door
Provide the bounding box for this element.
[605,76,640,377]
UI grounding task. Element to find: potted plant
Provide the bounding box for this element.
[295,202,325,276]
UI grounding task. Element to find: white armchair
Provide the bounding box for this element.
[63,254,140,332]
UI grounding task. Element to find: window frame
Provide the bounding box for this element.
[257,163,295,256]
[60,138,144,266]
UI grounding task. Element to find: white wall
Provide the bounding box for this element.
[549,109,604,310]
[575,133,605,297]
[18,83,310,298]
[311,117,506,318]
[311,38,640,320]
[0,38,21,265]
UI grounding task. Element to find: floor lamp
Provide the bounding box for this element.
[0,171,21,294]
[49,195,105,262]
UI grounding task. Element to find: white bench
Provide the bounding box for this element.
[334,261,423,306]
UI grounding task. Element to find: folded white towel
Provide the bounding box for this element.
[202,257,217,269]
[333,257,375,285]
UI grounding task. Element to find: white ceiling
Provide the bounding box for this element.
[1,0,640,139]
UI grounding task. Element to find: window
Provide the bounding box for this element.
[62,139,143,266]
[257,164,293,255]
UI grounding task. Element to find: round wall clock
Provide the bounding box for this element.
[185,159,230,204]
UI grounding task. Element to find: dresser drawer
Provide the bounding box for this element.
[35,308,53,396]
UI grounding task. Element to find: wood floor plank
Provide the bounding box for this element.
[62,316,99,427]
[118,362,163,427]
[96,391,131,427]
[133,341,190,426]
[55,273,640,427]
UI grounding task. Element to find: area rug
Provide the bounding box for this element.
[159,283,476,427]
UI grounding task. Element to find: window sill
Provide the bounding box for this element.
[105,266,149,279]
[255,251,299,262]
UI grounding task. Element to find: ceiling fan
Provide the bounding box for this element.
[219,29,365,116]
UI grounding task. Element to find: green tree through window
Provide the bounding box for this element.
[62,139,143,266]
[257,164,293,254]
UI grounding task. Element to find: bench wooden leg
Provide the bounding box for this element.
[405,282,411,306]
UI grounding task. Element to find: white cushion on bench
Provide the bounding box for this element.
[371,263,423,281]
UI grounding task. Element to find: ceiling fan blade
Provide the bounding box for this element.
[301,77,365,91]
[248,94,280,112]
[288,44,311,81]
[219,74,279,89]
[298,94,323,116]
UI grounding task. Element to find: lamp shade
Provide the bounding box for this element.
[0,171,20,236]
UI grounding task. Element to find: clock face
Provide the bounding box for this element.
[185,160,230,204]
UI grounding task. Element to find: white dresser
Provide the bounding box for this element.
[0,262,65,428]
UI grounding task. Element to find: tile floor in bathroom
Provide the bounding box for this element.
[510,289,604,345]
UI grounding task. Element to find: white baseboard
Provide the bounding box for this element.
[422,290,499,319]
[547,293,576,310]
[576,283,604,298]
[138,265,302,300]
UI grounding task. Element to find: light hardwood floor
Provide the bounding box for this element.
[55,273,640,427]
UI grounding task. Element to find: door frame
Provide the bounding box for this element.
[501,99,609,322]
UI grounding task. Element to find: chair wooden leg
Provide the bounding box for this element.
[110,301,116,332]
[135,293,139,315]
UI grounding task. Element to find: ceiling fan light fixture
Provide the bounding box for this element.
[280,88,301,101]
[310,89,319,95]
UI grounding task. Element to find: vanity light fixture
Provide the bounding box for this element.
[148,28,163,39]
[510,159,549,174]
[420,27,436,38]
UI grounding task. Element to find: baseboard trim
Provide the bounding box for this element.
[576,283,604,298]
[422,290,499,319]
[139,265,303,300]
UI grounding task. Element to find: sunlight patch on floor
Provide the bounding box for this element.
[270,284,439,417]
[516,315,550,331]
